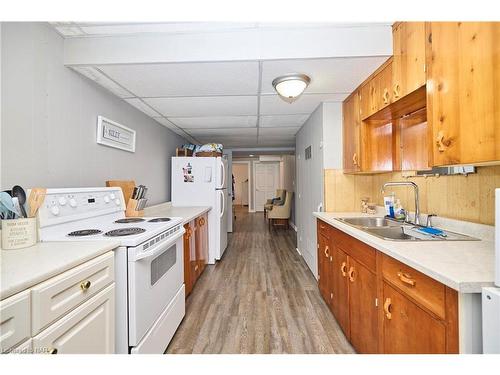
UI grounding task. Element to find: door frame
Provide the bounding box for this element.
[232,161,251,212]
[253,161,280,212]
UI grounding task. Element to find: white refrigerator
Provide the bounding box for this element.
[171,156,228,264]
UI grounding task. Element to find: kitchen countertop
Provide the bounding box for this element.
[144,202,211,224]
[314,212,495,293]
[0,240,119,300]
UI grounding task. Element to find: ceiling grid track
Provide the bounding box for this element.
[256,61,263,144]
[93,67,200,144]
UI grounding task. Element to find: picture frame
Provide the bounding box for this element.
[96,115,136,153]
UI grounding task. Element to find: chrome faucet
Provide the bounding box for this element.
[381,181,421,225]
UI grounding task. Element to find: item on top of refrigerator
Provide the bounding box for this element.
[384,193,395,218]
[194,143,223,156]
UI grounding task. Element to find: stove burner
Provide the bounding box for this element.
[114,218,145,224]
[104,227,146,237]
[68,229,102,237]
[148,218,172,223]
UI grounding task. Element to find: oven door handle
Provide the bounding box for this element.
[129,228,185,262]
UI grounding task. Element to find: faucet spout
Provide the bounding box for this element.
[382,181,421,225]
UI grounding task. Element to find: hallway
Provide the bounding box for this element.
[166,207,354,354]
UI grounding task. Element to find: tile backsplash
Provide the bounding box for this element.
[324,165,500,225]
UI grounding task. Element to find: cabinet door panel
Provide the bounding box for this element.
[331,246,350,338]
[427,22,500,165]
[317,233,331,304]
[343,92,361,172]
[383,282,446,354]
[348,258,378,353]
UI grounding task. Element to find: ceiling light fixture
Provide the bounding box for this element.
[272,73,311,103]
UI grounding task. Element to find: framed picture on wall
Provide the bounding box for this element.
[96,115,136,152]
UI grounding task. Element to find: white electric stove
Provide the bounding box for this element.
[38,187,186,354]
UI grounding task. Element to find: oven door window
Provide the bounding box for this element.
[150,244,176,286]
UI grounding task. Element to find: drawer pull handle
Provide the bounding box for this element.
[49,348,58,354]
[383,88,390,104]
[393,84,401,99]
[341,262,348,277]
[348,266,356,282]
[324,246,329,258]
[352,153,358,166]
[397,271,416,286]
[80,280,91,291]
[384,298,392,320]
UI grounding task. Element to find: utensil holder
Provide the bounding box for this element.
[1,217,37,250]
[125,198,145,217]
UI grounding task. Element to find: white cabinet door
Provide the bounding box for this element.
[33,284,115,354]
[0,290,31,353]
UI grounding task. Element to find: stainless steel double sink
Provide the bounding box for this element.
[335,217,478,241]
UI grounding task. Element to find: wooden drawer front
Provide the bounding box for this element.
[382,254,445,319]
[31,252,114,335]
[317,219,331,238]
[0,290,31,353]
[330,227,376,272]
[33,284,115,354]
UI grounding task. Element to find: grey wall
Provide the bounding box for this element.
[296,104,325,278]
[1,23,186,204]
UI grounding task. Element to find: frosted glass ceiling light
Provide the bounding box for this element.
[272,73,311,103]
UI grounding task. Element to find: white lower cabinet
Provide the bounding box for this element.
[9,338,33,354]
[33,284,115,354]
[0,290,31,353]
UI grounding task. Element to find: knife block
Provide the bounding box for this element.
[125,199,144,217]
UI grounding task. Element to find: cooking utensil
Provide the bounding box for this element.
[27,188,47,218]
[12,185,27,218]
[0,192,19,219]
[11,197,22,219]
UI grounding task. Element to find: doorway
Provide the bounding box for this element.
[254,162,280,212]
[233,162,250,208]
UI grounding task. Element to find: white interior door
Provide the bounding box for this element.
[254,162,280,212]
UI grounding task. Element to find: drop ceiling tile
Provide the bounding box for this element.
[169,116,257,129]
[186,128,257,137]
[261,56,388,94]
[72,67,133,98]
[124,98,162,117]
[259,114,310,127]
[260,93,346,115]
[144,96,258,117]
[154,117,178,129]
[259,127,300,136]
[99,61,259,97]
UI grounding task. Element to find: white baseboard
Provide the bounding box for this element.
[295,247,301,256]
[290,222,297,231]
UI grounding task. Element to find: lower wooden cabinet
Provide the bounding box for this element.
[317,219,458,354]
[184,213,209,298]
[382,282,446,354]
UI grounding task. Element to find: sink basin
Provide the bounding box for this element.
[337,217,400,228]
[335,217,479,241]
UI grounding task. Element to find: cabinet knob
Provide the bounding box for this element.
[341,262,348,277]
[348,266,356,282]
[80,280,91,291]
[49,348,58,354]
[352,153,358,166]
[397,271,416,286]
[384,298,392,320]
[436,130,452,152]
[383,88,390,104]
[324,246,329,258]
[393,84,401,99]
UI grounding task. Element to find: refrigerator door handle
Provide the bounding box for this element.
[220,159,226,189]
[219,190,225,218]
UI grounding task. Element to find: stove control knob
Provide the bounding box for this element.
[50,205,60,216]
[115,199,121,206]
[58,197,67,206]
[104,195,110,204]
[110,193,116,200]
[69,198,78,208]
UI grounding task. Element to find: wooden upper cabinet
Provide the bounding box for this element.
[360,58,393,120]
[342,91,361,172]
[392,22,426,101]
[427,22,500,166]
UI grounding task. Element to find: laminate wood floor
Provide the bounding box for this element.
[166,206,354,354]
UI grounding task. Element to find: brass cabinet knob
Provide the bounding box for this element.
[49,348,58,354]
[352,153,358,166]
[348,266,356,282]
[80,280,91,291]
[384,298,392,320]
[393,83,401,99]
[324,246,329,258]
[341,262,348,277]
[383,88,390,104]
